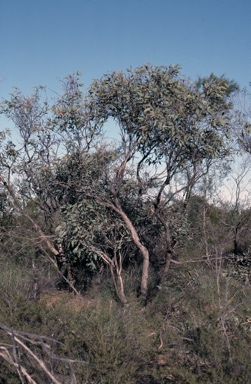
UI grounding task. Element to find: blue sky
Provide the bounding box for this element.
[1,0,251,100]
[0,0,250,198]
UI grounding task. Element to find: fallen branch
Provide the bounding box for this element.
[0,321,91,383]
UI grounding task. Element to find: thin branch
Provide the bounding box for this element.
[0,348,37,384]
[13,336,61,384]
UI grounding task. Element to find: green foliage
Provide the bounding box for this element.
[0,65,238,288]
[1,63,251,382]
[88,64,233,167]
[196,73,239,98]
[56,197,130,270]
[1,260,251,383]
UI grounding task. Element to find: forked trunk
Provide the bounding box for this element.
[110,265,128,305]
[114,198,150,302]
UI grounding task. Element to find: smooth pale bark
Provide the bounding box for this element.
[110,263,128,305]
[88,246,128,305]
[114,196,150,302]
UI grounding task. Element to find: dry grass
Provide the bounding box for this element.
[39,291,95,312]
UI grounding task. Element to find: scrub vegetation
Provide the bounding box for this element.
[1,65,251,383]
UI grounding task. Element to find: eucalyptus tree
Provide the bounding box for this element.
[54,147,136,304]
[0,75,139,303]
[0,66,237,304]
[86,64,236,299]
[0,74,101,291]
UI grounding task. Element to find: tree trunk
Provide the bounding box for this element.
[114,197,150,302]
[154,208,173,285]
[110,264,128,305]
[88,246,128,305]
[160,251,172,285]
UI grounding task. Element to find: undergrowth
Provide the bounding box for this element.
[0,253,251,383]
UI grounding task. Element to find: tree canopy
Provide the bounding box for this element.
[0,64,241,303]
